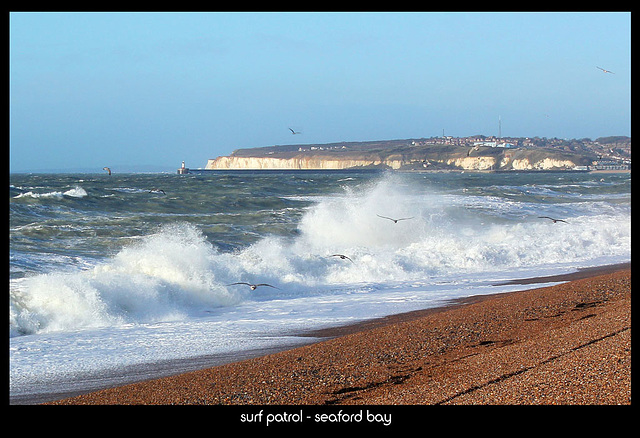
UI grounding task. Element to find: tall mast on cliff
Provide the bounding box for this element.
[498,116,502,139]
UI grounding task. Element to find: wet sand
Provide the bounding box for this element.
[47,264,630,406]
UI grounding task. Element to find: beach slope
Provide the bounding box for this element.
[48,269,630,405]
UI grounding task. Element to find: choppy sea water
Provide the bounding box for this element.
[9,170,631,403]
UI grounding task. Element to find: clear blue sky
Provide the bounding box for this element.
[10,12,631,172]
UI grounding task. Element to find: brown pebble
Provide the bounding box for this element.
[46,269,631,405]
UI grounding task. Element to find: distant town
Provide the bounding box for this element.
[433,135,630,170]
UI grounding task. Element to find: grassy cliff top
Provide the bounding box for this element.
[227,138,596,167]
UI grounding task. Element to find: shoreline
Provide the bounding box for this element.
[43,262,631,406]
[300,262,630,340]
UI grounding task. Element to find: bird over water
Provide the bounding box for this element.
[330,254,354,263]
[538,216,568,223]
[228,282,278,290]
[377,214,414,223]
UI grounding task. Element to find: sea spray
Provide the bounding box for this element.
[10,173,630,338]
[256,173,630,284]
[10,223,242,337]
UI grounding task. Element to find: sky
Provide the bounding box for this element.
[10,11,631,172]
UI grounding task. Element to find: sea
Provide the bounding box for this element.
[9,169,631,403]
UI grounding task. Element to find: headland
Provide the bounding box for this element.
[196,135,630,172]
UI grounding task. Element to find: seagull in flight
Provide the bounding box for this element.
[289,128,301,135]
[330,254,354,263]
[148,188,166,195]
[377,214,414,223]
[103,167,111,175]
[228,282,279,291]
[538,216,568,224]
[596,66,615,74]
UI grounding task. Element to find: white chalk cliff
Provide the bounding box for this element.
[206,154,580,171]
[206,155,405,170]
[205,141,588,171]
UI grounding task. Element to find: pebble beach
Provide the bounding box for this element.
[48,267,630,406]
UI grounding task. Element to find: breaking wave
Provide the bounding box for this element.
[9,174,630,337]
[14,186,88,199]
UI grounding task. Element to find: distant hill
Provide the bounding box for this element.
[596,136,630,144]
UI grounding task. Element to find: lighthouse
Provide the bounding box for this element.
[177,161,189,174]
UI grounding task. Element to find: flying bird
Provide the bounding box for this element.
[377,214,414,223]
[228,282,278,291]
[330,254,354,263]
[103,167,111,175]
[288,128,301,135]
[596,66,615,74]
[538,216,568,224]
[148,188,166,195]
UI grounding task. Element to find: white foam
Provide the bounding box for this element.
[10,175,631,338]
[13,186,87,199]
[10,223,241,337]
[63,186,88,197]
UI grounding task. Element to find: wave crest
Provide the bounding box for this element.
[10,223,240,336]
